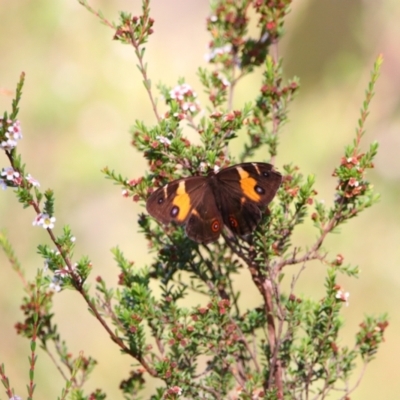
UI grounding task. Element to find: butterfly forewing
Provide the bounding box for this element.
[146,176,207,225]
[216,163,282,206]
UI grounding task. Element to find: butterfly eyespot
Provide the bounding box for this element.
[157,197,164,204]
[262,171,270,177]
[255,185,265,194]
[229,216,238,228]
[211,219,220,232]
[170,206,179,217]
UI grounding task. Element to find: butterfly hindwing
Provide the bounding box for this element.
[217,190,262,235]
[184,185,223,243]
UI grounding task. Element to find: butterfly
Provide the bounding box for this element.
[146,162,282,244]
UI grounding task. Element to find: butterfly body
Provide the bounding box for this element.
[146,162,282,243]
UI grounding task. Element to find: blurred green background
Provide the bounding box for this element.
[0,0,399,398]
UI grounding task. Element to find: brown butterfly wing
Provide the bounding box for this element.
[215,191,262,235]
[146,176,206,225]
[212,162,282,235]
[184,184,223,243]
[146,176,223,243]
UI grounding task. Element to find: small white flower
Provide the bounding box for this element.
[199,162,208,172]
[26,174,40,187]
[1,120,22,150]
[198,163,220,174]
[169,83,194,101]
[204,52,213,62]
[168,386,183,396]
[121,189,129,197]
[0,139,17,150]
[214,72,230,87]
[170,86,185,100]
[9,395,23,400]
[49,276,62,292]
[32,214,43,226]
[1,167,20,181]
[180,83,192,94]
[181,102,198,113]
[156,135,171,146]
[348,177,359,187]
[210,15,218,22]
[32,213,56,229]
[204,44,232,62]
[219,75,230,87]
[260,31,270,44]
[335,290,350,306]
[42,215,56,229]
[71,236,76,242]
[54,269,69,277]
[7,120,23,141]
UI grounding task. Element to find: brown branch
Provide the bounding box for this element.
[43,343,70,382]
[228,314,261,374]
[262,278,283,398]
[342,361,368,399]
[78,287,158,376]
[275,217,337,271]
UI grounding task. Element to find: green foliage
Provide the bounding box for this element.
[0,1,387,400]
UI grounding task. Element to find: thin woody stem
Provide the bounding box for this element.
[262,278,283,397]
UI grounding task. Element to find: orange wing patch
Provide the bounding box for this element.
[237,167,260,202]
[172,181,192,221]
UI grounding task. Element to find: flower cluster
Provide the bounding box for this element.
[0,167,21,189]
[164,385,182,397]
[204,43,232,63]
[50,263,78,292]
[0,119,22,150]
[0,167,40,190]
[169,83,200,119]
[335,155,368,199]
